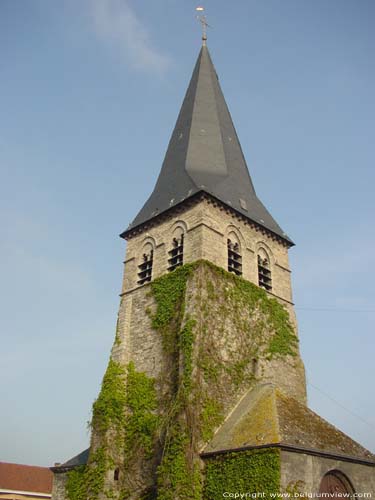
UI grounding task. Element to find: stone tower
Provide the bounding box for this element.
[51,45,375,500]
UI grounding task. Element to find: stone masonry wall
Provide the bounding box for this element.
[281,450,375,495]
[123,198,299,347]
[123,199,293,305]
[51,472,68,500]
[113,260,306,411]
[117,200,306,401]
[107,261,307,496]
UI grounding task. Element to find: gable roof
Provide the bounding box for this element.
[50,448,89,473]
[0,462,53,494]
[60,448,89,468]
[203,384,375,463]
[122,46,293,245]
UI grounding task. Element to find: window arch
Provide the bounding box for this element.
[137,242,154,285]
[168,227,184,272]
[227,232,242,276]
[257,248,272,291]
[319,471,354,496]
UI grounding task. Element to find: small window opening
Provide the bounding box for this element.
[227,239,242,276]
[168,234,184,272]
[114,468,120,481]
[258,255,272,291]
[137,250,153,285]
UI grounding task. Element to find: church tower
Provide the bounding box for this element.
[51,42,375,500]
[117,44,306,403]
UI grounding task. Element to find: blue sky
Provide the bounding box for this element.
[0,0,374,466]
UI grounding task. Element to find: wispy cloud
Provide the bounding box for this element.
[90,0,171,74]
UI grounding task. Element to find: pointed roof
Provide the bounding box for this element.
[202,384,375,463]
[122,46,292,245]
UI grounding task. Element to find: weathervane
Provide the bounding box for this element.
[196,6,210,45]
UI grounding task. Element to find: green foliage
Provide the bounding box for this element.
[157,427,202,500]
[158,327,201,496]
[149,268,202,500]
[124,362,160,458]
[265,303,298,357]
[213,262,298,359]
[66,358,126,500]
[201,399,223,442]
[66,466,86,500]
[91,359,126,433]
[203,448,281,500]
[148,261,297,499]
[66,448,108,500]
[150,264,196,331]
[67,260,298,500]
[179,318,196,393]
[67,359,159,500]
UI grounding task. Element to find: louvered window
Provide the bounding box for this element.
[137,250,153,285]
[168,235,184,272]
[227,239,242,276]
[258,255,272,291]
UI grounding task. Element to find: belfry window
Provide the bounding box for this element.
[137,249,153,285]
[258,254,272,291]
[227,239,242,276]
[168,234,184,272]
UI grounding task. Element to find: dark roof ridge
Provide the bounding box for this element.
[122,190,293,246]
[200,442,375,467]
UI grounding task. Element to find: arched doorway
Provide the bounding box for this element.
[319,471,354,496]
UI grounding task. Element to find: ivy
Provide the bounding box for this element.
[65,466,86,500]
[150,264,196,332]
[66,358,126,500]
[157,427,202,500]
[124,362,160,458]
[179,318,196,393]
[66,448,108,500]
[203,448,281,500]
[66,359,159,500]
[91,359,126,434]
[67,260,299,500]
[213,262,298,359]
[147,261,298,500]
[201,399,223,442]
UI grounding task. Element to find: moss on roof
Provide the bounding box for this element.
[275,390,374,460]
[203,384,375,462]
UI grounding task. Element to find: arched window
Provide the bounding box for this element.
[257,249,272,291]
[168,230,184,272]
[137,243,153,285]
[227,233,242,276]
[319,471,354,496]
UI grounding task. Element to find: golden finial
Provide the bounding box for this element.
[196,6,210,46]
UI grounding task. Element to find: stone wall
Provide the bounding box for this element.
[114,260,306,413]
[84,261,306,498]
[281,450,375,494]
[119,199,305,400]
[51,472,68,500]
[123,198,294,307]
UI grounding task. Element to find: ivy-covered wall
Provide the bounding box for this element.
[203,449,281,499]
[64,260,305,500]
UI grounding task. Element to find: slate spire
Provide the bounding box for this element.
[123,45,292,244]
